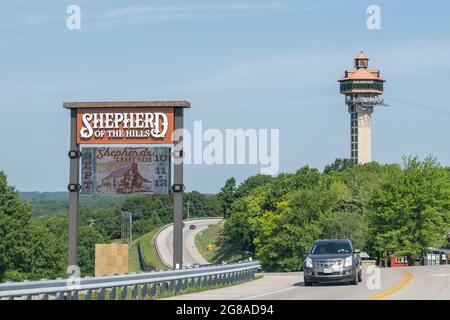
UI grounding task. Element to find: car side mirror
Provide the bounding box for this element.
[354,249,361,254]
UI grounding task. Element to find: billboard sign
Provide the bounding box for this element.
[76,107,174,144]
[81,147,171,195]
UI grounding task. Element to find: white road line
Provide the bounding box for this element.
[238,286,299,300]
[427,274,450,277]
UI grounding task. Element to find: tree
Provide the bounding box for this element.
[77,226,107,276]
[367,157,450,259]
[217,178,236,218]
[234,174,273,199]
[319,211,367,250]
[324,158,355,174]
[253,178,351,271]
[0,171,65,282]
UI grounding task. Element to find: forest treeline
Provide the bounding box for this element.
[1,156,450,281]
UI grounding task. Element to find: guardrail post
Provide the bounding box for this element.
[86,289,92,300]
[151,282,157,298]
[131,285,138,300]
[175,280,182,293]
[158,282,164,295]
[141,284,148,299]
[57,292,65,300]
[110,287,117,300]
[99,288,105,300]
[71,291,78,300]
[121,286,128,300]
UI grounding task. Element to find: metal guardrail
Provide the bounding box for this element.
[0,260,260,300]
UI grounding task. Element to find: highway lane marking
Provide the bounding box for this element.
[368,272,413,300]
[238,286,299,300]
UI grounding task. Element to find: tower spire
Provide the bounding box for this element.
[354,51,369,69]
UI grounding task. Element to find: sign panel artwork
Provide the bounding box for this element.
[76,107,174,144]
[81,147,171,195]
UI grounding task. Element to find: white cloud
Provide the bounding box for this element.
[97,2,289,20]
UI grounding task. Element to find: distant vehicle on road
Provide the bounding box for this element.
[303,239,362,286]
[189,225,196,230]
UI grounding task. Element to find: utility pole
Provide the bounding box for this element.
[121,211,132,244]
[129,212,132,244]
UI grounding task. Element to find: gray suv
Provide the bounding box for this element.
[303,239,362,286]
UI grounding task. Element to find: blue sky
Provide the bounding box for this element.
[1,0,450,193]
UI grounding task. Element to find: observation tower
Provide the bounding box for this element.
[338,51,386,164]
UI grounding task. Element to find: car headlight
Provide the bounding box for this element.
[305,257,313,268]
[344,256,353,267]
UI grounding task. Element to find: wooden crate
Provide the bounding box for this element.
[95,243,129,277]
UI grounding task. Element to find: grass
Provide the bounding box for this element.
[128,226,167,272]
[195,220,224,263]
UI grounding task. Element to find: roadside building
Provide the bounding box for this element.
[424,248,449,266]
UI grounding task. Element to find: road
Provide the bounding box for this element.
[166,265,450,300]
[155,218,222,267]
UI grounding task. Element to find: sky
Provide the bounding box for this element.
[0,0,450,193]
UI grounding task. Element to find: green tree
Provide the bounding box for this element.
[319,211,367,250]
[234,174,273,199]
[0,171,65,282]
[368,156,450,260]
[217,177,236,218]
[77,226,107,276]
[324,158,355,174]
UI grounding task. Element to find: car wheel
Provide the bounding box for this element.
[358,270,363,282]
[350,270,358,285]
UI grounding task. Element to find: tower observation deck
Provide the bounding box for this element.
[338,51,385,164]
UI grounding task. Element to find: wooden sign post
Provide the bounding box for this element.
[63,101,190,272]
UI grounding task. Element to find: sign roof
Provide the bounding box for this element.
[63,101,190,109]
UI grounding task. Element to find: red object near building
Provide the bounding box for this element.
[390,256,409,267]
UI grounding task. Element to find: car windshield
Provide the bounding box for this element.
[311,242,352,254]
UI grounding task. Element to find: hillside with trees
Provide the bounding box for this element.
[217,157,450,271]
[0,172,220,281]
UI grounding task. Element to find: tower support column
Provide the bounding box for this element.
[349,105,373,164]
